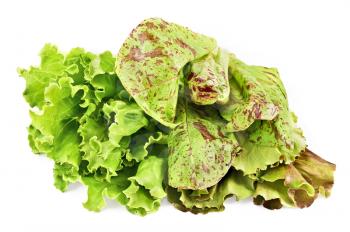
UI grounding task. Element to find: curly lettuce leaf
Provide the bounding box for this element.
[102,100,148,146]
[21,44,169,215]
[129,156,167,198]
[82,156,167,215]
[293,149,335,197]
[233,112,306,175]
[82,166,135,212]
[127,131,167,162]
[53,162,80,192]
[28,77,83,170]
[18,44,68,108]
[254,149,335,209]
[123,156,167,215]
[116,18,217,127]
[167,169,254,213]
[168,99,240,190]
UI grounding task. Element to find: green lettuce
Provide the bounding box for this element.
[167,168,255,213]
[222,57,306,175]
[19,44,168,215]
[168,97,240,190]
[116,18,218,127]
[20,18,335,215]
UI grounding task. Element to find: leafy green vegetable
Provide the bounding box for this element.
[167,168,255,214]
[116,18,217,127]
[220,57,306,175]
[19,44,167,215]
[254,149,335,209]
[168,98,240,189]
[20,18,335,215]
[187,48,230,105]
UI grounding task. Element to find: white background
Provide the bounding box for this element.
[1,0,349,231]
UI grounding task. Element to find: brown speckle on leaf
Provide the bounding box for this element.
[202,164,210,173]
[146,47,165,58]
[253,103,262,119]
[187,72,196,81]
[197,85,216,93]
[144,21,158,29]
[217,129,225,138]
[138,31,157,43]
[197,92,215,99]
[155,59,163,65]
[190,172,197,187]
[175,38,197,56]
[126,47,166,62]
[246,82,256,90]
[193,122,215,141]
[126,48,144,62]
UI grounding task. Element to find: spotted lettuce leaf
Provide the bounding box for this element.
[168,98,240,190]
[116,18,217,127]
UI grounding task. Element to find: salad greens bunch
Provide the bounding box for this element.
[19,18,335,215]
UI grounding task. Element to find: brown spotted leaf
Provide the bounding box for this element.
[187,48,230,105]
[168,99,240,190]
[116,18,217,127]
[219,56,282,132]
[222,56,306,175]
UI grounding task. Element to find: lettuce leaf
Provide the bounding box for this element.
[168,98,240,190]
[167,168,254,213]
[254,149,335,209]
[20,44,168,215]
[220,57,306,175]
[186,48,230,105]
[219,57,280,132]
[20,18,336,215]
[116,18,217,127]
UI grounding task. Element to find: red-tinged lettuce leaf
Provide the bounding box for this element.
[186,48,230,105]
[293,149,336,197]
[168,98,240,190]
[167,168,255,214]
[219,57,281,132]
[254,149,335,209]
[220,57,306,175]
[116,18,217,127]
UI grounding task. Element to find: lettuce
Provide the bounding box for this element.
[168,98,240,190]
[19,44,168,215]
[20,18,335,215]
[254,149,335,209]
